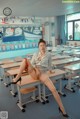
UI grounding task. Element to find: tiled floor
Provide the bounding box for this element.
[0,79,80,119]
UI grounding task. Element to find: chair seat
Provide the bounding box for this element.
[20,87,37,94]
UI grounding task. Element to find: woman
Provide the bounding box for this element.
[9,39,68,117]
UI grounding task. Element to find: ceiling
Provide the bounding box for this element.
[0,0,80,17]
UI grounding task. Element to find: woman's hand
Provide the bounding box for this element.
[49,70,55,74]
[28,66,34,73]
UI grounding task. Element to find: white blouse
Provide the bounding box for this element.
[31,51,52,71]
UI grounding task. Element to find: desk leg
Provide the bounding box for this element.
[31,91,36,100]
[3,75,8,86]
[10,76,17,97]
[0,68,3,81]
[0,76,3,81]
[58,79,66,96]
[38,84,49,104]
[41,78,66,102]
[41,85,49,103]
[64,78,75,92]
[1,68,8,86]
[64,71,75,92]
[74,74,80,87]
[17,85,25,112]
[17,84,43,112]
[37,84,44,103]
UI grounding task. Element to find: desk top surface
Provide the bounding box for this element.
[14,57,23,62]
[64,63,80,71]
[16,69,65,86]
[0,59,14,65]
[52,57,80,66]
[52,55,71,60]
[73,52,80,55]
[1,62,21,69]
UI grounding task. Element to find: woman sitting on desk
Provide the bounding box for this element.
[10,39,68,117]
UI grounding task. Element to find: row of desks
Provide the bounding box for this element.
[1,53,80,111]
[52,57,80,68]
[0,57,23,65]
[52,45,80,57]
[1,56,80,86]
[6,68,66,111]
[0,54,71,65]
[64,63,80,92]
[1,57,80,69]
[6,62,80,111]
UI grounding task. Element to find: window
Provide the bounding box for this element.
[68,22,73,40]
[74,21,80,40]
[67,12,80,41]
[67,13,80,21]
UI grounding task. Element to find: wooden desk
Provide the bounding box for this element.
[41,69,66,102]
[0,59,14,65]
[52,57,80,69]
[0,59,17,81]
[63,50,73,55]
[7,68,28,96]
[72,52,80,58]
[7,69,65,95]
[15,69,66,111]
[52,55,71,60]
[0,62,21,86]
[64,63,80,92]
[1,62,21,69]
[14,57,23,62]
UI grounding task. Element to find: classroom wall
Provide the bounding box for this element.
[43,17,56,46]
[0,16,56,48]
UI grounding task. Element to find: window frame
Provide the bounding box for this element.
[67,19,80,41]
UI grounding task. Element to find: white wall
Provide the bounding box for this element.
[43,17,56,47]
[51,36,55,47]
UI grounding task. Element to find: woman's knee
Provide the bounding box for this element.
[40,73,48,79]
[40,74,49,82]
[23,59,28,66]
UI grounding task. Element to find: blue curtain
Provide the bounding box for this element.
[56,15,66,44]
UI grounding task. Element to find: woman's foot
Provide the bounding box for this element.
[58,107,69,118]
[6,77,22,86]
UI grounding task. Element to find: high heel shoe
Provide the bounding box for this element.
[58,107,69,118]
[7,77,22,86]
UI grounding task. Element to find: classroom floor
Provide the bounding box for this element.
[0,79,80,119]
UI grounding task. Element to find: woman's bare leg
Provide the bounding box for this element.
[39,73,66,114]
[14,59,38,82]
[13,59,27,81]
[14,59,66,114]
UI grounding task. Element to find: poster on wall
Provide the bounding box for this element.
[3,27,24,42]
[4,27,23,36]
[23,26,42,42]
[0,27,3,43]
[2,26,42,42]
[5,27,14,36]
[15,27,22,36]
